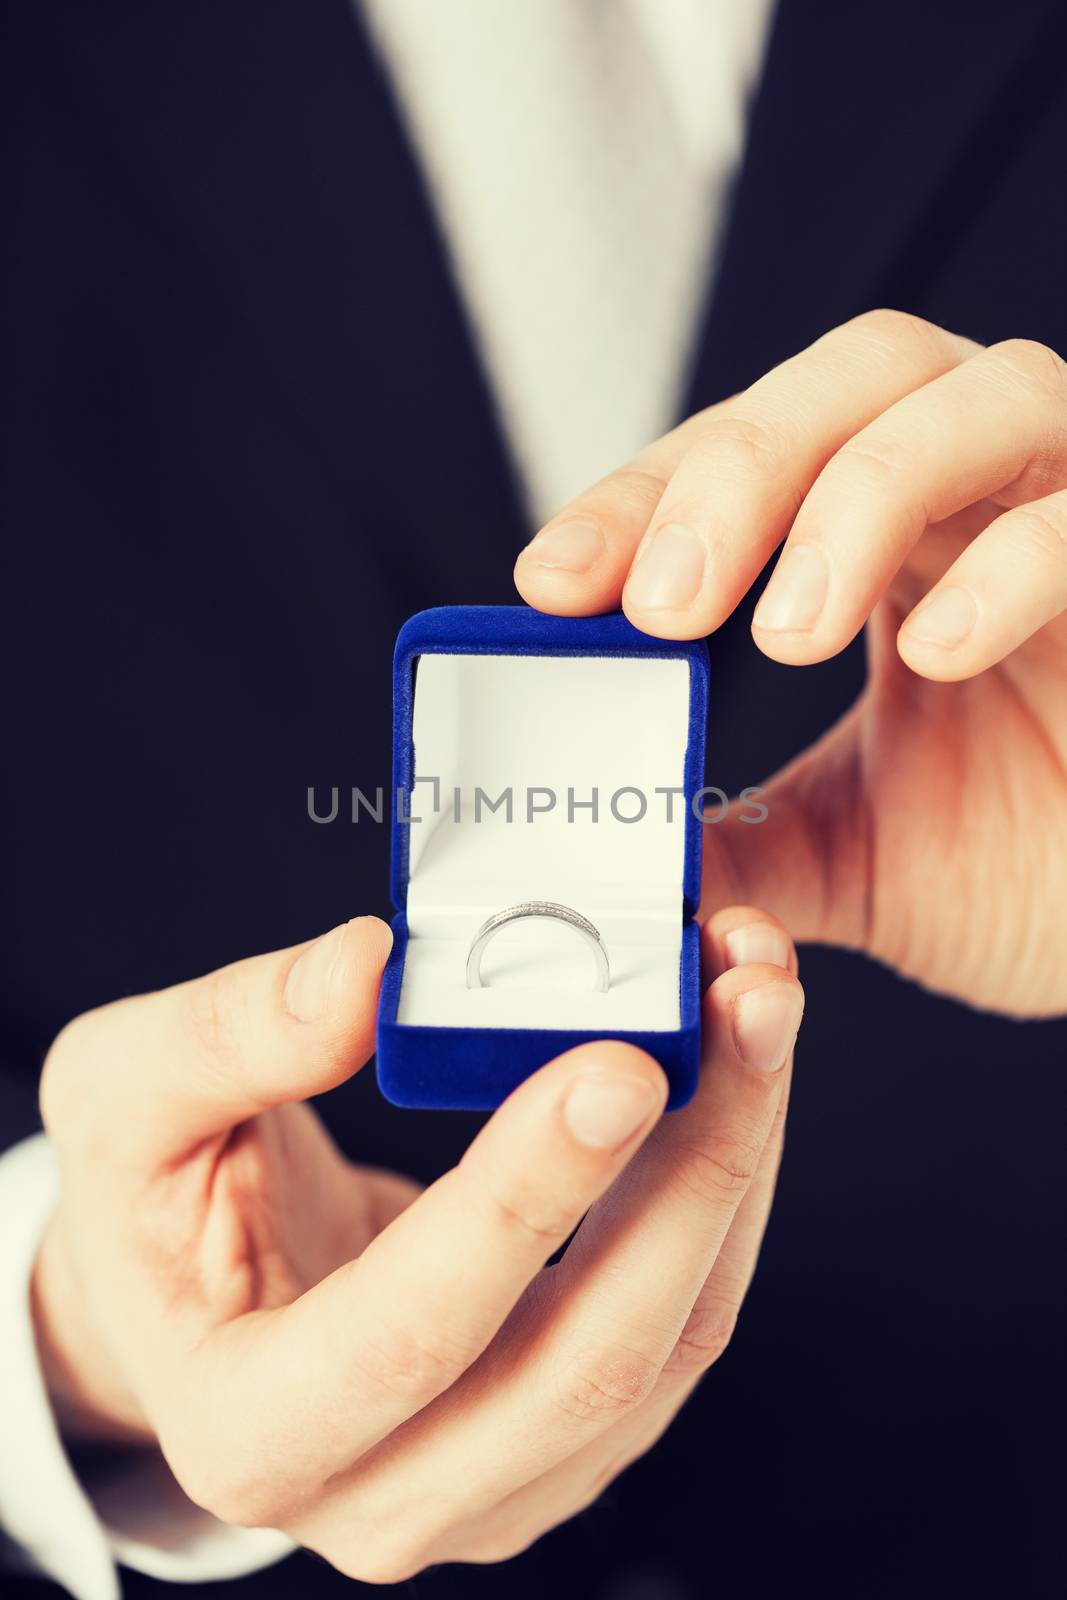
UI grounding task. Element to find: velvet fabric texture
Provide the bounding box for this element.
[376,607,709,1109]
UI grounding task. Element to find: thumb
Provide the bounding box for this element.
[41,916,393,1168]
[701,706,870,949]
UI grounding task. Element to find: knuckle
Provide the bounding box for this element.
[329,1537,433,1586]
[668,1132,763,1207]
[708,412,784,464]
[553,1342,661,1423]
[558,469,668,539]
[691,412,790,485]
[1000,504,1067,566]
[171,1451,284,1531]
[177,965,271,1113]
[181,966,239,1067]
[350,1316,473,1406]
[486,1184,569,1247]
[848,307,941,360]
[830,430,911,486]
[39,1009,112,1146]
[663,1302,739,1376]
[602,465,670,514]
[461,1154,571,1250]
[988,338,1067,400]
[307,1485,449,1582]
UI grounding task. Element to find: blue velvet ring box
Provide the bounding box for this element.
[375,606,709,1111]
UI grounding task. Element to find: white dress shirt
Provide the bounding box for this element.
[0,4,773,1594]
[360,0,772,523]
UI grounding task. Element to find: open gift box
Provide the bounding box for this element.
[376,606,709,1110]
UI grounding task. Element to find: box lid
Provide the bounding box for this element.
[391,606,709,923]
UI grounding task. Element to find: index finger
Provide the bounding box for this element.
[515,311,978,638]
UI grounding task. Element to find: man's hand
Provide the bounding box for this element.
[34,911,802,1581]
[515,310,1067,1017]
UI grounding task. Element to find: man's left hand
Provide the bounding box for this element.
[516,310,1067,1017]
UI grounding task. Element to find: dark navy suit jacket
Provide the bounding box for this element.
[4,4,1066,1597]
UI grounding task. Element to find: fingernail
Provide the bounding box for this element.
[724,923,792,971]
[731,982,803,1073]
[900,585,976,648]
[625,524,706,610]
[563,1071,661,1150]
[525,520,604,573]
[753,545,828,633]
[285,925,345,1021]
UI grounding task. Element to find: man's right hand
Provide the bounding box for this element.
[34,910,802,1582]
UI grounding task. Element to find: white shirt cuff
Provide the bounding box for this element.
[0,1133,293,1598]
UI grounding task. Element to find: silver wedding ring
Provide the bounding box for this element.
[465,901,610,993]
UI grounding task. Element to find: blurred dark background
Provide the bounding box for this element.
[3,3,1066,1598]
